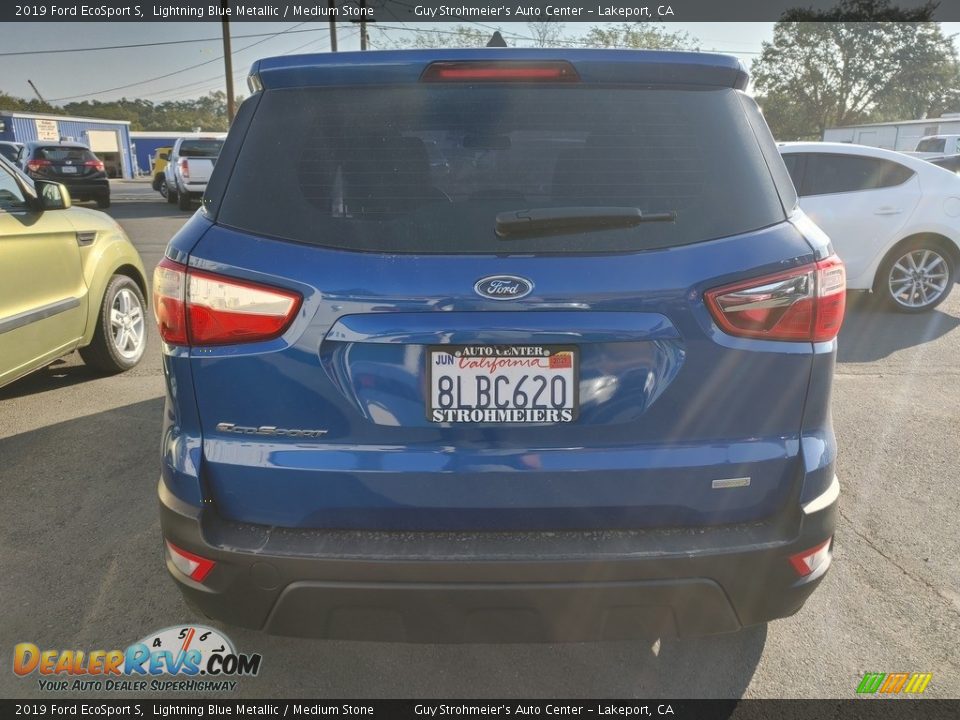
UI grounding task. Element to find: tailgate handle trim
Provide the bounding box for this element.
[325,312,680,345]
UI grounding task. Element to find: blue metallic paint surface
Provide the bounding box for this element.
[158,52,836,532]
[156,218,836,530]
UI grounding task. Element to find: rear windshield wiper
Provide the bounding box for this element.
[495,206,676,239]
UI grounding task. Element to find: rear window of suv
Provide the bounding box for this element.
[36,146,97,162]
[217,85,788,254]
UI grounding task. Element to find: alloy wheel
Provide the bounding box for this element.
[109,288,146,360]
[887,249,950,309]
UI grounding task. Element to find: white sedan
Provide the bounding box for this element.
[779,142,960,312]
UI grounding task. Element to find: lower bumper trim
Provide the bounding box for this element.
[264,578,738,642]
[159,477,838,642]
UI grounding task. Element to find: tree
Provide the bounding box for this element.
[780,0,938,21]
[377,25,489,49]
[526,22,566,47]
[752,0,959,139]
[577,22,698,50]
[0,90,238,131]
[0,91,57,114]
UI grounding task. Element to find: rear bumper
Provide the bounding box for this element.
[159,476,838,642]
[25,175,109,198]
[63,178,109,198]
[177,181,207,196]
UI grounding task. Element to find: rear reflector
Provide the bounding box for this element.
[789,538,832,577]
[152,258,301,346]
[421,61,579,83]
[166,541,215,582]
[705,255,846,342]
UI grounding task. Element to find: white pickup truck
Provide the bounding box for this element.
[907,134,960,159]
[165,135,226,210]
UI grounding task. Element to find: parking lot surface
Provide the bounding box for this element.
[1,182,958,699]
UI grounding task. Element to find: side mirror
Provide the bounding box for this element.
[35,181,71,211]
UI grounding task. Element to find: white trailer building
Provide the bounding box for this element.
[823,115,960,152]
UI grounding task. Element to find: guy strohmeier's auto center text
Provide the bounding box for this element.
[412,4,674,18]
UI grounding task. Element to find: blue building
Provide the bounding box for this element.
[0,111,133,178]
[129,131,186,178]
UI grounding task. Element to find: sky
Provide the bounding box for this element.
[3,21,960,106]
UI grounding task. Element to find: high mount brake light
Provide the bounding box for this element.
[152,258,302,346]
[421,61,580,83]
[705,256,846,342]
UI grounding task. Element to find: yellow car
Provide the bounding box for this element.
[0,157,148,388]
[151,146,173,198]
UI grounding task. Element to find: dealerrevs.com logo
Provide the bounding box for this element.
[13,625,262,693]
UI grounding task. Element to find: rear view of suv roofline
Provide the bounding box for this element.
[247,48,750,92]
[159,49,839,642]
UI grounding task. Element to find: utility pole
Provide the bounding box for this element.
[328,0,338,52]
[359,0,368,50]
[221,0,236,123]
[27,80,47,105]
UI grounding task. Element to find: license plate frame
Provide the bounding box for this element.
[426,344,579,424]
[59,165,78,174]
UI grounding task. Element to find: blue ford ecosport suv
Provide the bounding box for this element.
[155,49,843,642]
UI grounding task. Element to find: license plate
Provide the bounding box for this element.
[60,166,78,174]
[427,345,578,423]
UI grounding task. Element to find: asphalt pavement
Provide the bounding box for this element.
[1,180,958,699]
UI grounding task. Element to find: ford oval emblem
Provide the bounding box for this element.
[474,275,534,301]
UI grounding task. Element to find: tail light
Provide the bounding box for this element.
[789,538,832,577]
[26,159,51,173]
[705,256,846,342]
[178,157,189,179]
[421,61,579,83]
[166,541,215,582]
[152,258,301,346]
[84,159,105,172]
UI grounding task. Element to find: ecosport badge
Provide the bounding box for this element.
[216,423,327,438]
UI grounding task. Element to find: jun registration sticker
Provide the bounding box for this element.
[427,345,579,423]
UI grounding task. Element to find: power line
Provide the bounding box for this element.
[129,36,333,101]
[152,28,361,102]
[0,27,334,58]
[371,21,763,54]
[49,22,309,103]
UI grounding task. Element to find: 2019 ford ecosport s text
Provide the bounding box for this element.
[154,49,843,642]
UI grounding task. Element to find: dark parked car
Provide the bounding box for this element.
[154,49,844,642]
[20,141,110,208]
[0,141,23,164]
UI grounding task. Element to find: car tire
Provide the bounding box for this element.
[158,176,168,198]
[877,238,956,313]
[79,275,147,375]
[178,191,193,211]
[96,195,111,209]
